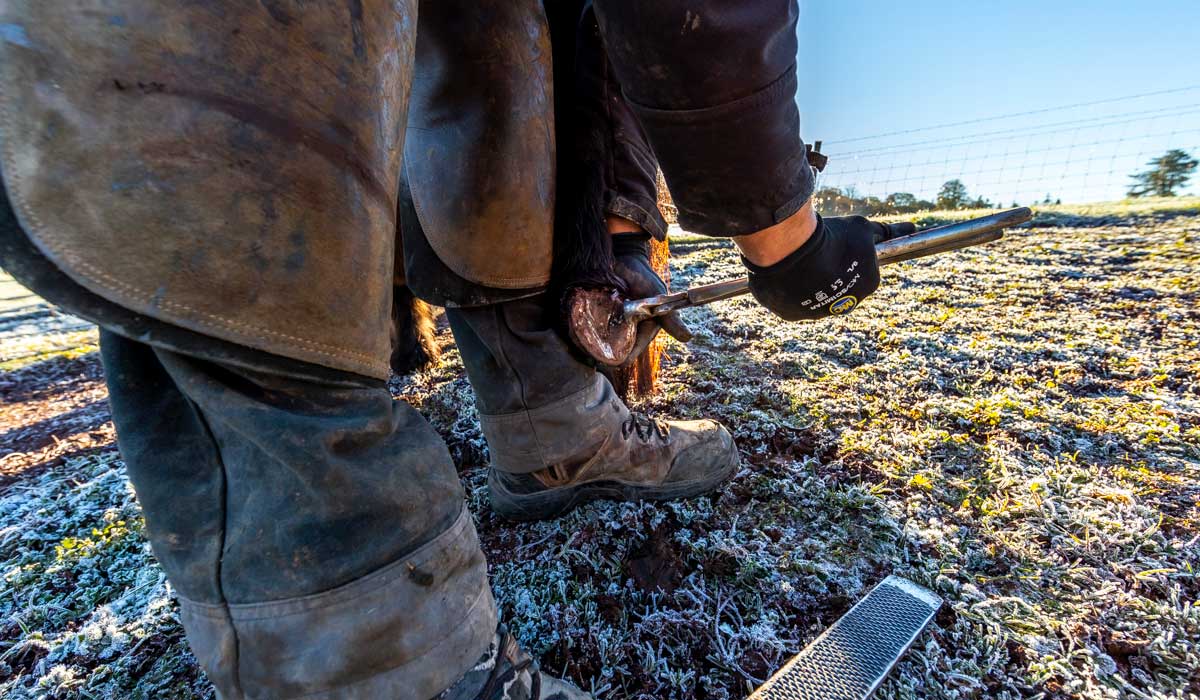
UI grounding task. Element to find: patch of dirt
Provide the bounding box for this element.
[625,522,686,594]
[0,352,114,491]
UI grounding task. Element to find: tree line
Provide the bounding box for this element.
[811,149,1198,216]
[812,179,1001,216]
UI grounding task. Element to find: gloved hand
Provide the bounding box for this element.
[612,232,692,364]
[744,215,915,321]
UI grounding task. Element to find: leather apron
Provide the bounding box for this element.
[0,0,415,379]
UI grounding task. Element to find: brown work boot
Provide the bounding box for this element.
[438,629,591,700]
[488,412,739,521]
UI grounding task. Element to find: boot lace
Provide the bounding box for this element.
[622,412,670,442]
[474,632,541,699]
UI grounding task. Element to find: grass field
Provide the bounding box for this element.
[2,201,1198,699]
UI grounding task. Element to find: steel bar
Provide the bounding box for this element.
[623,207,1032,323]
[875,206,1030,263]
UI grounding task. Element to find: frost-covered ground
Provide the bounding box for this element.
[2,203,1198,699]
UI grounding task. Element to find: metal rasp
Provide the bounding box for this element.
[623,207,1033,324]
[749,576,943,700]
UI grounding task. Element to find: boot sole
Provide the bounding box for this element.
[488,441,740,522]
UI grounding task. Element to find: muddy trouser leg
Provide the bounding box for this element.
[99,330,496,700]
[445,296,630,474]
[443,5,666,474]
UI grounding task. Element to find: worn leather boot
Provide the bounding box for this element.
[438,630,591,700]
[488,412,739,521]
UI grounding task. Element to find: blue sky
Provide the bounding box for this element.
[795,1,1200,204]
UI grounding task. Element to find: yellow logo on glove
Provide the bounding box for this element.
[829,296,857,315]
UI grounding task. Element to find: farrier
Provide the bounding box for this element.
[0,2,895,697]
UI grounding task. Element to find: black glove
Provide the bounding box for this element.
[611,232,692,364]
[744,215,915,321]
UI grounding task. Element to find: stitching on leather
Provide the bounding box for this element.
[0,85,388,377]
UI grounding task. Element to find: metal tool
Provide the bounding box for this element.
[623,207,1033,324]
[749,576,943,700]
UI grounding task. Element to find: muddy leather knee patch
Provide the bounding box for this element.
[0,1,416,379]
[405,0,556,291]
[177,507,497,700]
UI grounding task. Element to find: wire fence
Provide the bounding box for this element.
[811,85,1200,213]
